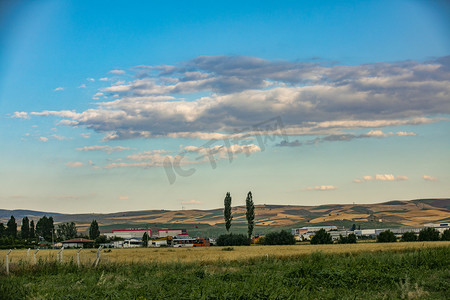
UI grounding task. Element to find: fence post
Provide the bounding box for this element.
[27,248,30,258]
[60,247,64,263]
[6,249,12,276]
[93,246,103,267]
[77,249,82,267]
[34,249,40,264]
[57,248,63,263]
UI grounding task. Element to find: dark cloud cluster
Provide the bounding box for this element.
[18,55,450,140]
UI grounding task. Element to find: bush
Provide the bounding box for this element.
[377,230,396,243]
[418,227,440,241]
[310,229,333,244]
[338,233,357,244]
[263,230,296,245]
[442,229,450,241]
[216,234,250,246]
[401,231,417,242]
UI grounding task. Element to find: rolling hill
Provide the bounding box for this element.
[2,199,449,236]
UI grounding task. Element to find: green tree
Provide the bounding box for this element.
[401,231,417,242]
[245,191,255,238]
[89,220,100,240]
[216,233,250,246]
[142,232,149,247]
[0,223,5,238]
[263,230,296,245]
[418,227,440,241]
[29,220,35,239]
[224,192,233,232]
[310,229,333,244]
[377,230,396,243]
[36,216,55,242]
[441,229,450,241]
[338,233,357,244]
[6,216,17,238]
[21,217,30,240]
[56,222,78,241]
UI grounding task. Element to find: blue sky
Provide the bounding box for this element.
[0,0,449,213]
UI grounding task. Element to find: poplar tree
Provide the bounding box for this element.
[89,220,100,240]
[29,220,35,239]
[224,192,233,232]
[21,217,30,239]
[6,216,17,238]
[245,191,255,238]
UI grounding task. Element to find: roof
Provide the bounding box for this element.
[112,229,152,232]
[61,238,95,243]
[158,228,186,231]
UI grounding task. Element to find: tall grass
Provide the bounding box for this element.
[0,246,449,299]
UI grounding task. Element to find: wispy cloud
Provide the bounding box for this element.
[354,174,408,182]
[53,87,64,91]
[76,145,130,152]
[306,185,337,191]
[12,112,29,119]
[65,161,83,168]
[39,137,48,142]
[181,199,202,205]
[109,69,125,75]
[423,175,438,181]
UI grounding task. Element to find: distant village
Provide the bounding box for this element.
[58,222,450,249]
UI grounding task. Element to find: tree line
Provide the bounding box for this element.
[0,215,104,248]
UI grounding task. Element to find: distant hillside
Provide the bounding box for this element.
[0,209,61,223]
[2,199,448,235]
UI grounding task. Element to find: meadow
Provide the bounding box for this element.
[1,242,449,299]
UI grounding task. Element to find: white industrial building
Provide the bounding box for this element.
[105,228,152,239]
[158,228,187,237]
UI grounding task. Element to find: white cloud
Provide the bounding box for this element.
[119,196,129,200]
[15,56,450,141]
[81,133,91,139]
[12,112,29,119]
[109,69,125,75]
[99,77,109,81]
[423,175,438,181]
[354,174,408,182]
[53,87,64,91]
[306,185,337,191]
[39,137,48,142]
[78,84,87,88]
[92,92,104,100]
[50,134,71,141]
[65,161,83,168]
[87,78,95,82]
[76,145,130,152]
[396,131,417,136]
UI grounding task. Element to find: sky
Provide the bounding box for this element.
[0,0,449,213]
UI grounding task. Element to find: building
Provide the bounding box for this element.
[424,223,450,233]
[105,228,152,239]
[158,228,187,237]
[61,238,95,248]
[113,238,143,248]
[292,226,338,240]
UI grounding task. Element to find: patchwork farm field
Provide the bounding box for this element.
[2,241,450,264]
[1,242,449,299]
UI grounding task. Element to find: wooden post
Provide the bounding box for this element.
[34,249,40,264]
[6,249,12,276]
[57,248,63,263]
[60,247,64,263]
[77,249,82,267]
[93,246,103,267]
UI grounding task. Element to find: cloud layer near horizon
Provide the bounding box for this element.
[13,55,450,141]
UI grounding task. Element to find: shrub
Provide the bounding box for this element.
[377,230,396,243]
[441,229,450,241]
[263,230,296,245]
[216,233,250,246]
[401,231,417,242]
[338,233,357,244]
[310,229,333,244]
[418,227,440,241]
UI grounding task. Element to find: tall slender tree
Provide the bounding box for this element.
[245,191,255,238]
[6,216,17,238]
[36,216,54,242]
[89,220,100,240]
[21,217,30,239]
[224,192,233,232]
[29,220,35,239]
[0,223,5,238]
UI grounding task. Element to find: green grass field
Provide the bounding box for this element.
[1,243,449,299]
